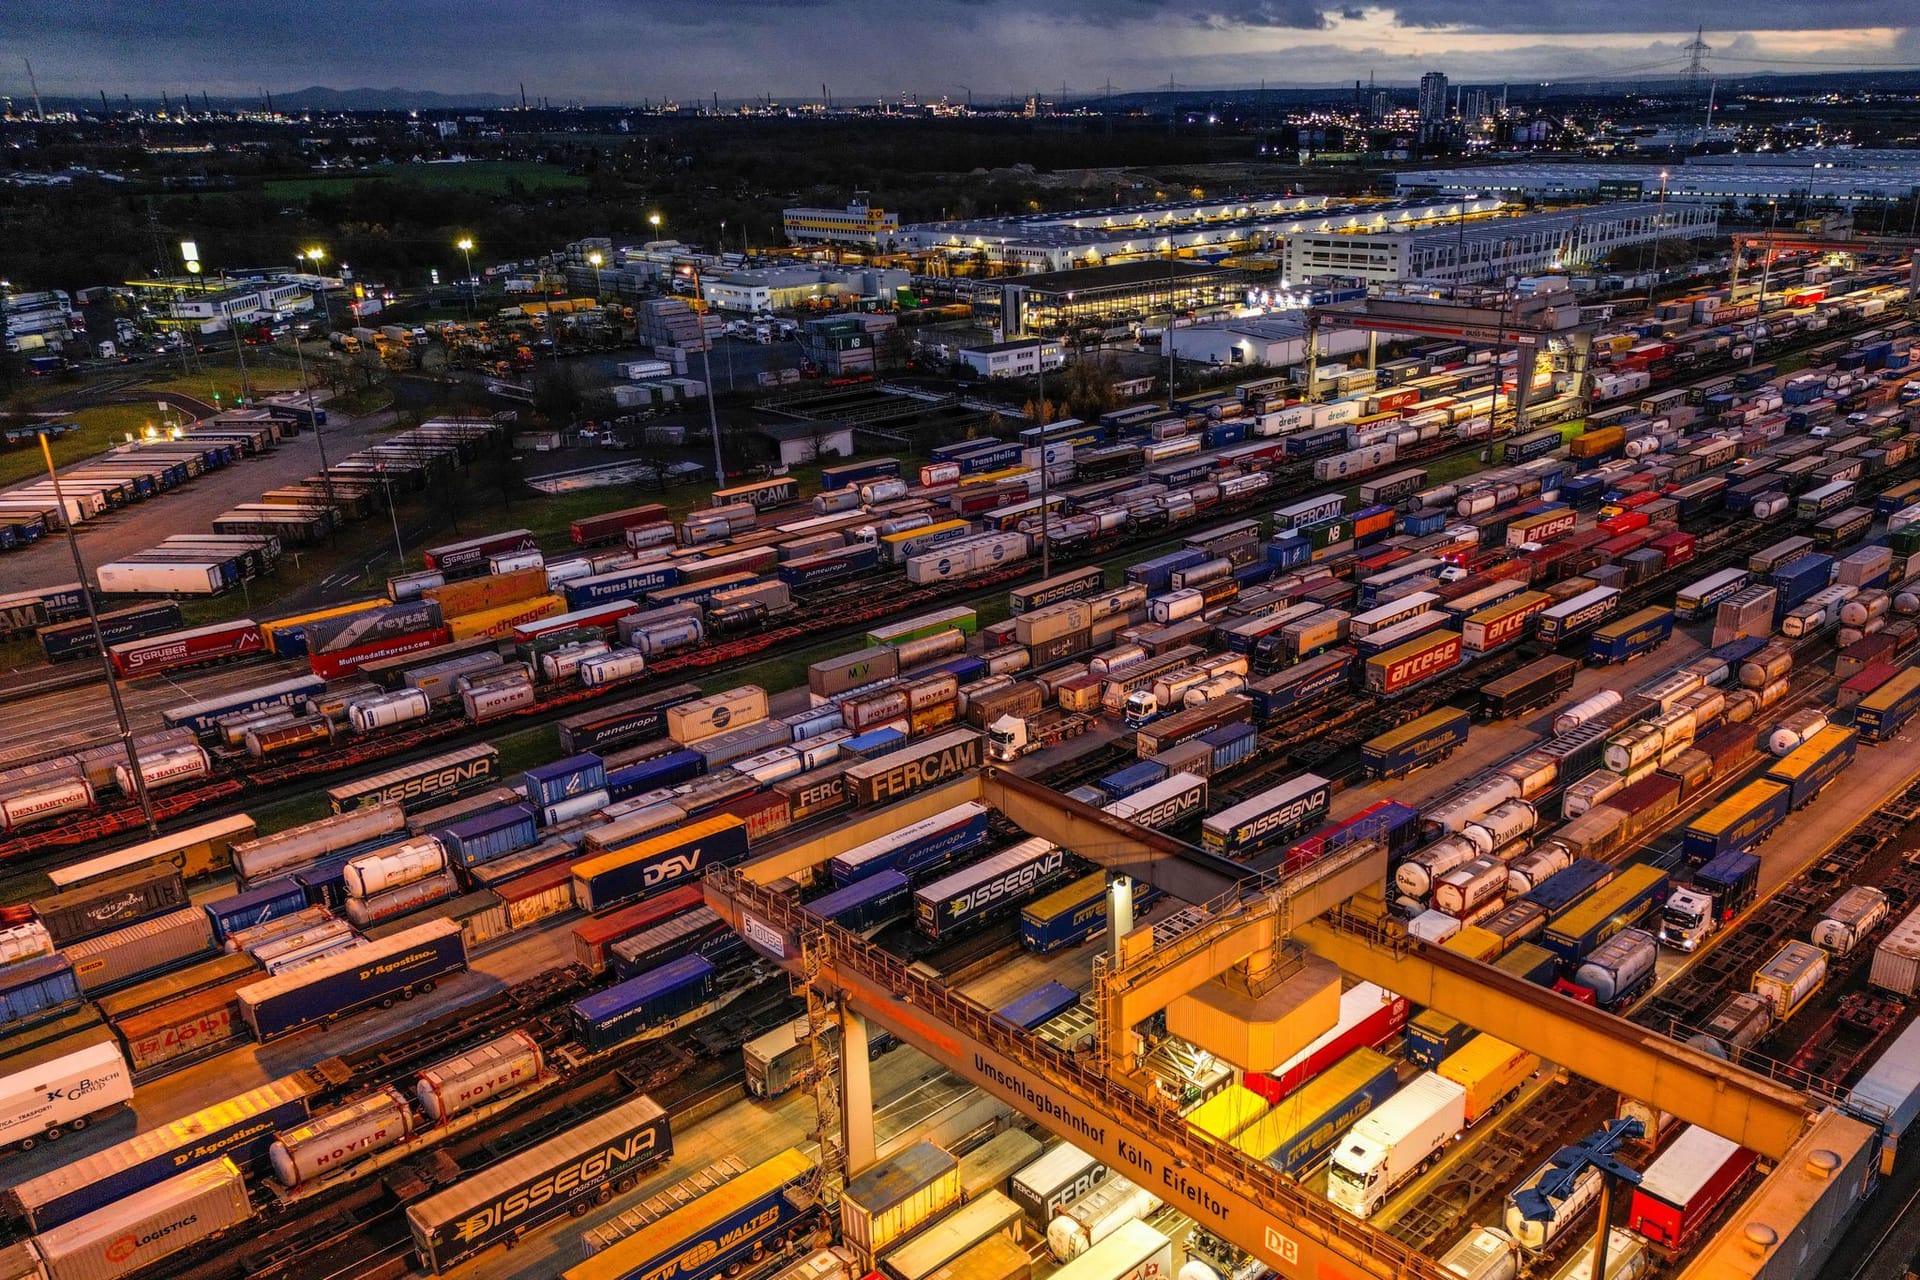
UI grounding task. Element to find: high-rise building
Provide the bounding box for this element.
[1418,72,1449,129]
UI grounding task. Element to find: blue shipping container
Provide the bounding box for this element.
[572,954,716,1050]
[1523,858,1619,918]
[203,879,310,943]
[1098,760,1169,800]
[607,749,706,800]
[12,1079,313,1231]
[240,924,467,1041]
[436,803,540,868]
[292,853,357,909]
[842,727,908,759]
[1198,721,1258,773]
[1407,1014,1477,1069]
[0,956,82,1031]
[1265,1056,1400,1175]
[564,565,682,610]
[524,753,609,808]
[996,980,1081,1029]
[573,821,752,910]
[1126,549,1207,594]
[778,545,881,588]
[1266,534,1312,569]
[805,871,911,932]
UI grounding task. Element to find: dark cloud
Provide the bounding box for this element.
[2,0,1911,99]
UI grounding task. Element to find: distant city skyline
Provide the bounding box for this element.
[5,0,1918,107]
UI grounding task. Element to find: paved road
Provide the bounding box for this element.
[1,402,400,595]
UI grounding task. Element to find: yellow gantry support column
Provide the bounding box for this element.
[1296,919,1813,1160]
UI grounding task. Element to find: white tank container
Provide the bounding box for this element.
[1812,886,1890,955]
[1047,1174,1163,1260]
[628,617,704,655]
[269,1087,415,1186]
[1466,801,1537,852]
[541,639,611,683]
[1768,709,1829,756]
[0,777,94,831]
[1841,591,1890,628]
[343,837,447,898]
[1506,843,1572,896]
[544,789,610,826]
[579,648,647,687]
[0,918,54,965]
[1433,858,1506,917]
[1603,725,1663,776]
[1562,771,1625,819]
[462,678,536,721]
[1553,691,1622,734]
[416,1030,545,1122]
[348,688,432,733]
[1395,835,1480,899]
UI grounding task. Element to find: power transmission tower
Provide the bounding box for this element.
[1682,27,1712,98]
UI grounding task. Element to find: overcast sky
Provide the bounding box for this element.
[7,0,1918,102]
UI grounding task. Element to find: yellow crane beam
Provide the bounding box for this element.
[705,869,1453,1280]
[1297,916,1813,1160]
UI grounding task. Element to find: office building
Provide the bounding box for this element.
[782,201,902,251]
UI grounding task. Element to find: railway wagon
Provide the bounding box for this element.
[566,1147,815,1280]
[413,1095,674,1273]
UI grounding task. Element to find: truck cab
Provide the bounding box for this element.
[1123,691,1159,727]
[1660,886,1716,951]
[987,715,1028,763]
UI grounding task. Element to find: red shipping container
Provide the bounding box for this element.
[114,979,250,1071]
[1628,1129,1756,1250]
[1352,508,1395,540]
[1354,548,1411,577]
[1243,988,1409,1104]
[570,503,669,548]
[1650,532,1697,568]
[109,620,266,679]
[1370,388,1421,414]
[511,600,636,644]
[308,627,450,680]
[1839,660,1902,708]
[570,885,704,973]
[1617,491,1660,511]
[712,789,794,845]
[1366,629,1462,695]
[1481,559,1536,585]
[1597,530,1657,563]
[1597,510,1652,538]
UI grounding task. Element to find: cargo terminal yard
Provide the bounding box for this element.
[5,236,1920,1280]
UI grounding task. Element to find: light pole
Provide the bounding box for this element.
[587,250,604,301]
[683,265,726,488]
[648,212,662,241]
[36,429,157,836]
[456,237,475,320]
[1752,200,1779,369]
[1646,170,1669,309]
[291,247,340,546]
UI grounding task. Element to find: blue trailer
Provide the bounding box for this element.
[292,854,357,909]
[1097,760,1169,801]
[1263,1052,1401,1176]
[1770,554,1833,610]
[607,749,706,800]
[202,879,309,943]
[7,1077,313,1232]
[1020,874,1166,954]
[996,980,1081,1029]
[777,544,880,589]
[572,820,751,911]
[1407,1012,1477,1069]
[1284,425,1349,459]
[610,909,741,979]
[819,458,901,490]
[1359,707,1471,780]
[1586,607,1676,666]
[1692,851,1762,924]
[1198,722,1259,774]
[1247,651,1353,720]
[828,802,992,885]
[0,956,83,1032]
[564,564,682,610]
[524,753,609,808]
[237,918,468,1041]
[435,803,540,868]
[1126,549,1207,594]
[805,871,911,933]
[572,954,717,1050]
[559,1147,813,1280]
[161,675,327,735]
[953,442,1024,474]
[1764,728,1857,809]
[1523,858,1619,919]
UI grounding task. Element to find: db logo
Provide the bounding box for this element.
[1263,1227,1300,1266]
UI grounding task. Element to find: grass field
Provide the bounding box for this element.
[0,403,160,487]
[264,161,587,200]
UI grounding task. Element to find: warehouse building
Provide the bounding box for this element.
[1281,202,1719,287]
[996,261,1250,338]
[698,265,910,314]
[897,194,1504,273]
[1166,316,1373,369]
[782,200,902,251]
[1396,153,1920,212]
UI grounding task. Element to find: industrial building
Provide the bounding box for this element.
[995,260,1250,338]
[1281,202,1720,286]
[895,194,1505,273]
[781,200,903,251]
[697,264,911,315]
[955,337,1064,379]
[1397,152,1920,212]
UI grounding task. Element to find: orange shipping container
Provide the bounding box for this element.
[426,567,551,619]
[448,594,566,641]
